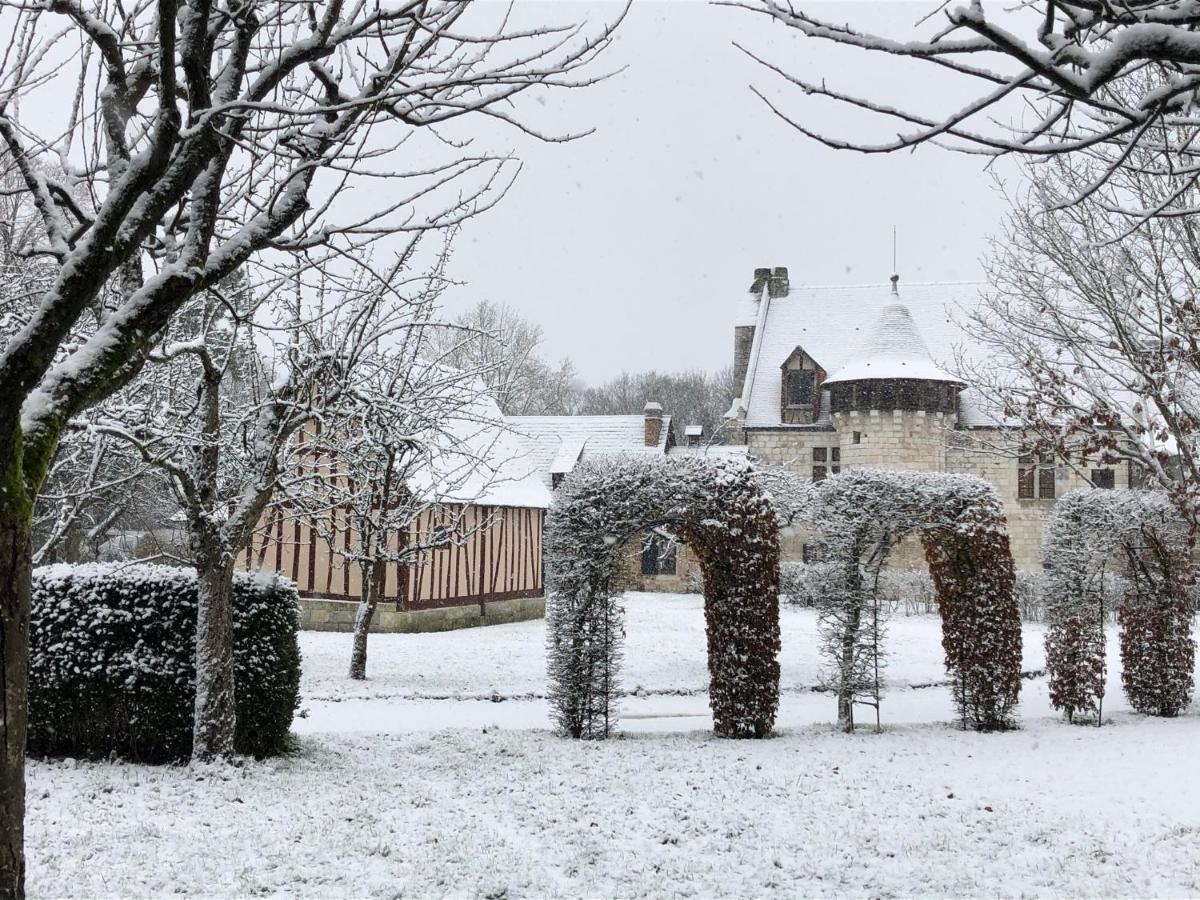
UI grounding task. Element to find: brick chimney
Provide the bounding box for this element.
[643,402,663,447]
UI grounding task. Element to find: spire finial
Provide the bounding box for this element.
[891,225,900,295]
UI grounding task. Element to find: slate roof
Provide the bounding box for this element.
[736,280,993,429]
[506,414,673,489]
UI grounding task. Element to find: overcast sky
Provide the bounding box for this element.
[440,1,1023,383]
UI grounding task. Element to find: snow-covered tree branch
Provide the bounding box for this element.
[0,1,621,891]
[963,140,1200,527]
[734,1,1200,209]
[283,264,514,681]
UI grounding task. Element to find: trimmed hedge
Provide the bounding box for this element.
[30,563,301,762]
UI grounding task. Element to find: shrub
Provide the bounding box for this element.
[779,561,838,608]
[29,563,300,762]
[877,569,936,616]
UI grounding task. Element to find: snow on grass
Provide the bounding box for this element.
[27,721,1200,897]
[299,592,1041,701]
[25,592,1200,898]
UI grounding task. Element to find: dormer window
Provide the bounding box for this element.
[780,347,825,425]
[785,370,816,408]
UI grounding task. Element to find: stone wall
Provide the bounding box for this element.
[946,429,1129,571]
[740,413,1131,573]
[623,411,1134,588]
[301,594,546,633]
[615,536,701,593]
[833,409,950,473]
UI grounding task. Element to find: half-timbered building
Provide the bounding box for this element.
[237,392,552,633]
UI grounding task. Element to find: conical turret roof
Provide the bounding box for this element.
[824,288,963,385]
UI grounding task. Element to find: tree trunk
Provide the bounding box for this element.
[0,517,31,900]
[193,557,237,761]
[837,597,862,734]
[348,562,378,681]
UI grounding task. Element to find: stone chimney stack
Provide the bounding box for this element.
[734,266,789,400]
[768,266,789,299]
[643,402,663,447]
[750,267,771,294]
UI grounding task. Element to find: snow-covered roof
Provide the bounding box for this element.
[824,303,965,386]
[506,414,672,489]
[737,280,988,429]
[412,390,554,509]
[549,437,587,475]
[684,425,703,437]
[666,443,750,460]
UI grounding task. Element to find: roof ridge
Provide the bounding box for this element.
[788,280,985,290]
[507,414,645,421]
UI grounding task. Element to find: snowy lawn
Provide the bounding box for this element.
[26,593,1200,898]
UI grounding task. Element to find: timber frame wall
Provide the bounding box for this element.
[236,503,545,612]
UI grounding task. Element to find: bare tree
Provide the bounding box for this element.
[734,1,1200,212]
[427,299,581,415]
[88,259,358,760]
[30,422,162,564]
[0,2,620,892]
[579,368,736,443]
[964,146,1200,527]
[291,272,511,681]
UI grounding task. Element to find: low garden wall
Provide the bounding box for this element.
[301,594,545,633]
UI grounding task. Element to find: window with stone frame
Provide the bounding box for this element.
[640,531,678,576]
[812,447,827,482]
[831,447,841,474]
[1038,451,1056,499]
[1092,468,1115,489]
[1018,450,1056,500]
[1018,454,1035,499]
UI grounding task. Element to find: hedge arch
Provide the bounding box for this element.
[545,455,781,740]
[1043,490,1195,723]
[794,469,1022,732]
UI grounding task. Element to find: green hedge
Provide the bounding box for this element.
[30,564,301,762]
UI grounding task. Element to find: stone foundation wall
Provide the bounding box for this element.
[301,594,545,633]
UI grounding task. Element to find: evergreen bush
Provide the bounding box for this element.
[29,564,300,762]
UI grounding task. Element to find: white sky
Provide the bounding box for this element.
[443,0,1022,382]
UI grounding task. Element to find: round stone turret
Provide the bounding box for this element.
[824,301,963,415]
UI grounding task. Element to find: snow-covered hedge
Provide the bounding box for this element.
[1043,490,1195,723]
[546,455,780,740]
[787,469,1022,733]
[29,564,300,762]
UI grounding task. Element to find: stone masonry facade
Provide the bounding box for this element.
[742,411,1129,572]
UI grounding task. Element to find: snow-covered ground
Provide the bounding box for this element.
[26,593,1200,898]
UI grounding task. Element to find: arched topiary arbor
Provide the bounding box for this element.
[791,469,1022,732]
[545,456,781,739]
[1043,490,1195,723]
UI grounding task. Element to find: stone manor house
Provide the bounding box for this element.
[715,266,1130,575]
